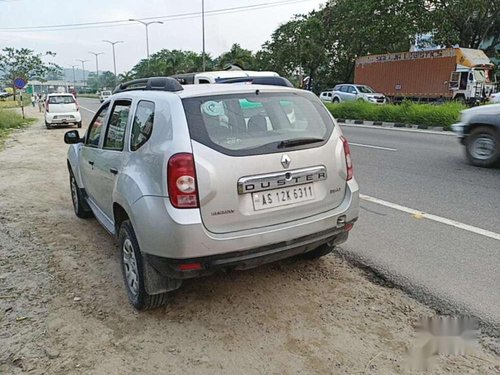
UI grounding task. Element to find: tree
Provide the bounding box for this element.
[0,47,60,98]
[321,0,427,86]
[426,0,500,55]
[87,71,117,92]
[132,49,211,78]
[215,44,256,70]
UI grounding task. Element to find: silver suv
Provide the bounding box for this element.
[332,84,386,104]
[64,77,359,310]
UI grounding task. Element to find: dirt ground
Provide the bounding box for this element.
[1,107,499,374]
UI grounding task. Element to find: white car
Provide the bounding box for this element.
[99,90,112,103]
[319,91,334,103]
[488,92,500,103]
[45,93,81,129]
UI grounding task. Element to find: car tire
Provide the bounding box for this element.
[302,243,335,260]
[77,122,82,128]
[119,220,171,310]
[45,121,51,129]
[69,171,93,218]
[332,97,340,104]
[465,126,499,168]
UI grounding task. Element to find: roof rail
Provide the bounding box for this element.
[215,76,294,88]
[113,77,183,94]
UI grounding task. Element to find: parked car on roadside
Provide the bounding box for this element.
[45,93,81,129]
[64,77,359,310]
[319,91,334,103]
[99,90,112,103]
[488,92,500,104]
[331,84,386,104]
[451,104,500,167]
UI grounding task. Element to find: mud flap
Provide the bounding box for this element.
[143,256,182,295]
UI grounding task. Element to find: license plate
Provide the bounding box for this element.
[252,183,314,211]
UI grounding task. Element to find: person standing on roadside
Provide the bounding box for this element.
[37,94,43,112]
[31,94,36,107]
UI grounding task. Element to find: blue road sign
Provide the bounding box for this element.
[14,77,27,89]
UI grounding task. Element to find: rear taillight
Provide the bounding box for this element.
[76,101,79,111]
[167,153,199,209]
[340,136,353,181]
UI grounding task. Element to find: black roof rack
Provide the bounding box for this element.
[215,76,294,88]
[113,77,183,94]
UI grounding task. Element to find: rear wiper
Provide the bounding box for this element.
[277,137,324,148]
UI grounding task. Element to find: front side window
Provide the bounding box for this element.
[131,100,155,151]
[348,86,358,94]
[86,103,109,147]
[356,85,375,93]
[183,92,334,156]
[103,101,131,151]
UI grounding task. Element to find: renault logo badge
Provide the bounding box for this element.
[281,154,291,169]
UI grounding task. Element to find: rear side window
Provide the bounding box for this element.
[103,101,131,151]
[131,100,155,151]
[183,92,334,156]
[48,95,75,104]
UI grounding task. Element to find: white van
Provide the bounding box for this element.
[172,70,280,85]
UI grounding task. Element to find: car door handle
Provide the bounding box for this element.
[88,160,94,166]
[110,168,118,175]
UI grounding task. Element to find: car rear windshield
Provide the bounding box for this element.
[182,92,334,156]
[102,91,112,95]
[48,95,75,104]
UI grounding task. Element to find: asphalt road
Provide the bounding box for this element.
[77,97,500,336]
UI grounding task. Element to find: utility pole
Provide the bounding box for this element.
[202,0,206,72]
[89,52,104,91]
[69,64,78,90]
[129,19,163,70]
[77,59,89,91]
[103,40,123,86]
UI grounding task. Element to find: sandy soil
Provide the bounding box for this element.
[1,106,499,374]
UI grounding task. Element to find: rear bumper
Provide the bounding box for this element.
[45,112,81,124]
[145,226,352,279]
[130,179,359,260]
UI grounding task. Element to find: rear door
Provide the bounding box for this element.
[183,91,348,234]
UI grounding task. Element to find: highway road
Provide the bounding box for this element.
[77,97,500,335]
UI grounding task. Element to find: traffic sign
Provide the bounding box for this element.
[14,77,27,89]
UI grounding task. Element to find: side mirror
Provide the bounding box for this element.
[64,130,82,144]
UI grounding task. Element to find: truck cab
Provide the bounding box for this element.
[449,67,496,104]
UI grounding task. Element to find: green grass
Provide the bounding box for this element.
[0,95,31,109]
[325,101,466,130]
[0,109,35,146]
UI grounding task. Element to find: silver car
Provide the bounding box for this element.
[64,77,359,310]
[332,84,386,104]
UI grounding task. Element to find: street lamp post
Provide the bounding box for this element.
[89,51,104,91]
[129,19,163,64]
[69,64,78,90]
[103,40,124,86]
[76,59,89,91]
[202,0,206,72]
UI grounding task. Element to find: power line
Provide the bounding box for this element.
[0,0,311,32]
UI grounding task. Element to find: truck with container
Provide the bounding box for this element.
[354,48,497,104]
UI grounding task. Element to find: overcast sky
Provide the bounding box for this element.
[0,0,325,74]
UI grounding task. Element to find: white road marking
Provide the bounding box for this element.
[349,142,397,151]
[361,194,500,241]
[79,106,96,114]
[340,123,455,136]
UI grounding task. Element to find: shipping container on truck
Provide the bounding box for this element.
[354,48,496,104]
